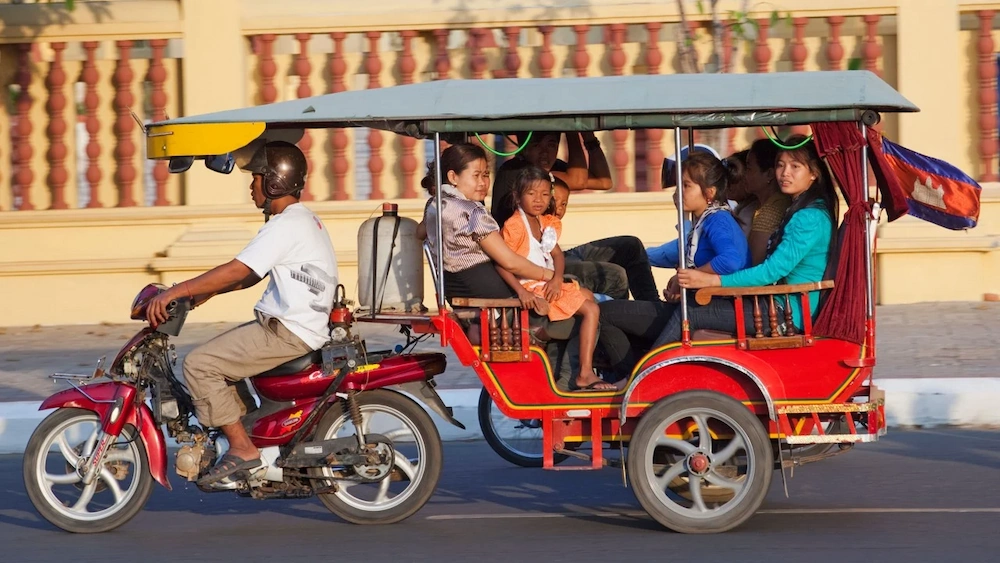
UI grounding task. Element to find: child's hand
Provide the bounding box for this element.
[663,275,681,302]
[543,278,563,302]
[517,290,537,311]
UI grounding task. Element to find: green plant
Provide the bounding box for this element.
[678,0,791,74]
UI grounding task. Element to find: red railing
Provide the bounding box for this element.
[4,13,998,210]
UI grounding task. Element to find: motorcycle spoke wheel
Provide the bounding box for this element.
[310,390,442,525]
[24,408,153,533]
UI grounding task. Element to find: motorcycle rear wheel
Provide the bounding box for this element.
[309,389,442,524]
[23,408,153,534]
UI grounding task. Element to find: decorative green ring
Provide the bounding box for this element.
[474,131,533,157]
[762,126,813,150]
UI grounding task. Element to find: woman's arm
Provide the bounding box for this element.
[416,220,427,241]
[554,133,590,191]
[479,231,554,281]
[494,263,550,315]
[722,208,827,287]
[580,131,613,191]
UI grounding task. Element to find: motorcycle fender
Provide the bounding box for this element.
[391,380,466,430]
[40,383,171,490]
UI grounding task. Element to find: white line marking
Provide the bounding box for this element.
[426,507,1000,521]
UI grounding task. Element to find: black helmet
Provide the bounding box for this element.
[244,140,307,199]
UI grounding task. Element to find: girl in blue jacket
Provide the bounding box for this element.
[597,151,750,380]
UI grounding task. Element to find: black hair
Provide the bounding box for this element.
[682,151,740,205]
[420,142,488,193]
[747,137,781,173]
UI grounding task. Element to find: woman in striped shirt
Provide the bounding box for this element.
[421,143,555,307]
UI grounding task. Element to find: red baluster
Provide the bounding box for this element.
[81,41,102,208]
[258,34,277,104]
[751,19,772,139]
[294,33,314,200]
[329,32,349,200]
[607,24,629,192]
[791,17,807,71]
[978,11,998,182]
[825,16,845,70]
[434,29,451,79]
[469,28,487,79]
[13,43,34,210]
[723,20,736,155]
[114,40,137,207]
[538,26,554,78]
[573,25,590,77]
[46,42,69,209]
[754,18,771,73]
[398,30,418,198]
[500,26,521,79]
[148,39,170,206]
[863,15,882,77]
[366,32,384,200]
[789,18,811,135]
[644,22,663,192]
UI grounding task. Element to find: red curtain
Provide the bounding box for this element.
[865,129,910,222]
[811,122,867,344]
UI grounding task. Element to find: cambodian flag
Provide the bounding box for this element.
[878,137,982,230]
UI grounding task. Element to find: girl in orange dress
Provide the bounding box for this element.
[497,166,613,392]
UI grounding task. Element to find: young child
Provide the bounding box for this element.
[496,165,614,393]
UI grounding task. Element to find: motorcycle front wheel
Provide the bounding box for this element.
[309,389,442,525]
[23,408,153,533]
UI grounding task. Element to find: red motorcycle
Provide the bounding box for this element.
[22,284,461,533]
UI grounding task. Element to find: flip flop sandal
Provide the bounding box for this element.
[197,453,262,486]
[569,381,616,393]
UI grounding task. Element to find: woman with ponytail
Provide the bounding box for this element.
[596,151,750,380]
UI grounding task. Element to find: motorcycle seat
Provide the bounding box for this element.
[256,350,324,378]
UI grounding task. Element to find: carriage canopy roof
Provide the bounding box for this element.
[146,70,918,159]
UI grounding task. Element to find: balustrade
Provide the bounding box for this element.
[6,5,1000,210]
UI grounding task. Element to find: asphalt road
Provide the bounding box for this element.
[2,430,1000,563]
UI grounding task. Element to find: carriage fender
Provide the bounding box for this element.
[40,383,171,490]
[618,351,786,426]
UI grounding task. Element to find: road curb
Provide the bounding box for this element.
[1,379,998,454]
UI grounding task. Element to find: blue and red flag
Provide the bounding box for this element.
[875,137,982,230]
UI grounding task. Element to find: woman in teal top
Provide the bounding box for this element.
[654,136,838,346]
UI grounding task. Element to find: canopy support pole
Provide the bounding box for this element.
[434,133,445,313]
[675,127,690,344]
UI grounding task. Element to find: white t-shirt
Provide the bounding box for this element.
[236,203,339,349]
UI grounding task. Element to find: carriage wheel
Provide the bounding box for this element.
[478,388,569,468]
[627,391,772,534]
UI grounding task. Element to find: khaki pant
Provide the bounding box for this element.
[183,312,314,427]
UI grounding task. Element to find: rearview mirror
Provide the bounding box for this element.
[168,156,194,174]
[205,153,235,174]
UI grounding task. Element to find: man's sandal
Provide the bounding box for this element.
[197,453,262,486]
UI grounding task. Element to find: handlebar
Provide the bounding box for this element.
[156,297,191,337]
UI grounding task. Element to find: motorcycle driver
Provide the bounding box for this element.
[145,140,339,485]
